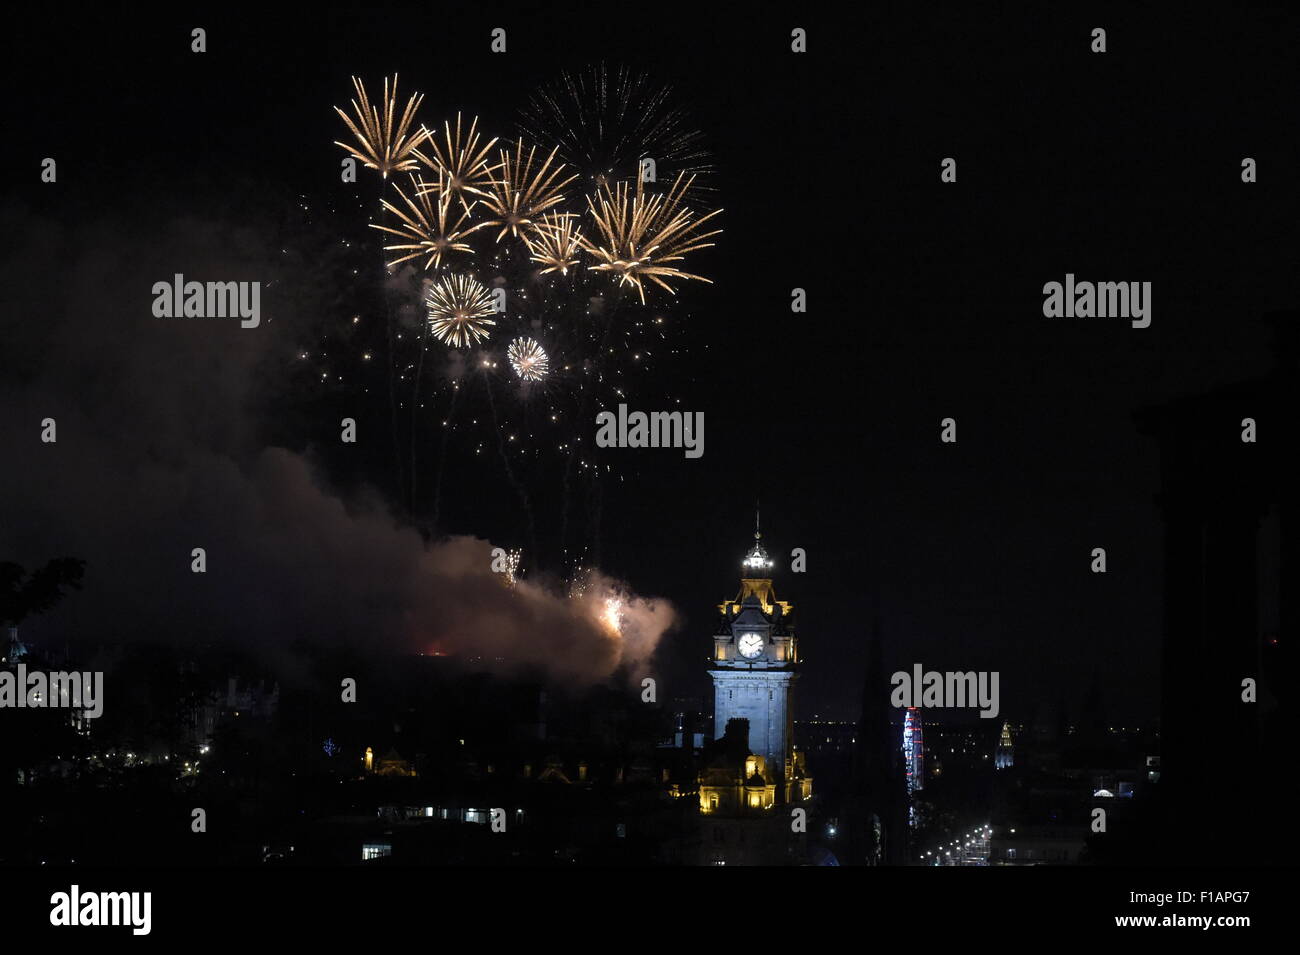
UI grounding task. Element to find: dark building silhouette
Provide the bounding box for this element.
[1136,312,1296,865]
[847,621,910,865]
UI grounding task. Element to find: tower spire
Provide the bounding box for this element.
[742,513,773,576]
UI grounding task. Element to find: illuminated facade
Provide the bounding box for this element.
[701,526,812,814]
[995,721,1015,769]
[698,722,779,816]
[903,707,924,793]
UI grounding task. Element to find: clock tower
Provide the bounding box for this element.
[707,522,810,806]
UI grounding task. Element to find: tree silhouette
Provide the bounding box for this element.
[0,558,86,626]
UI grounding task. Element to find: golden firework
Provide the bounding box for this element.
[414,113,501,211]
[581,172,721,303]
[333,74,428,179]
[507,336,550,382]
[481,140,577,242]
[370,172,487,270]
[522,212,583,275]
[424,274,497,347]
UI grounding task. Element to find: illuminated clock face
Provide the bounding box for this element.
[738,633,764,659]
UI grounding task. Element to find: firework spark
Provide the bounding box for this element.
[567,567,592,599]
[414,113,501,211]
[481,140,577,242]
[602,596,624,636]
[333,74,428,179]
[425,274,497,347]
[519,64,713,194]
[522,212,583,275]
[370,172,487,270]
[581,172,722,303]
[502,547,522,586]
[508,337,550,382]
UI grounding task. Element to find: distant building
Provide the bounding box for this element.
[903,707,925,793]
[794,719,857,756]
[995,721,1015,769]
[183,675,279,750]
[989,825,1086,866]
[2,626,27,664]
[990,699,1153,865]
[369,747,416,777]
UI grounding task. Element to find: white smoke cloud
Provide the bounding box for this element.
[0,204,677,685]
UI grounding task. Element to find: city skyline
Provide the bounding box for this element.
[0,5,1291,936]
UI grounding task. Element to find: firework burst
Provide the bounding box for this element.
[581,172,722,303]
[482,140,578,242]
[425,274,497,347]
[507,337,550,382]
[519,64,713,194]
[370,172,487,270]
[333,74,428,178]
[414,113,501,211]
[522,212,583,275]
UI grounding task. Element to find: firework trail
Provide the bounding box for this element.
[333,74,435,509]
[408,318,430,517]
[485,369,540,565]
[430,381,461,535]
[557,279,632,577]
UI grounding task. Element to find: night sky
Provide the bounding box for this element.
[5,7,1298,725]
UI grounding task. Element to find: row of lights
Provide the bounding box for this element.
[921,824,993,861]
